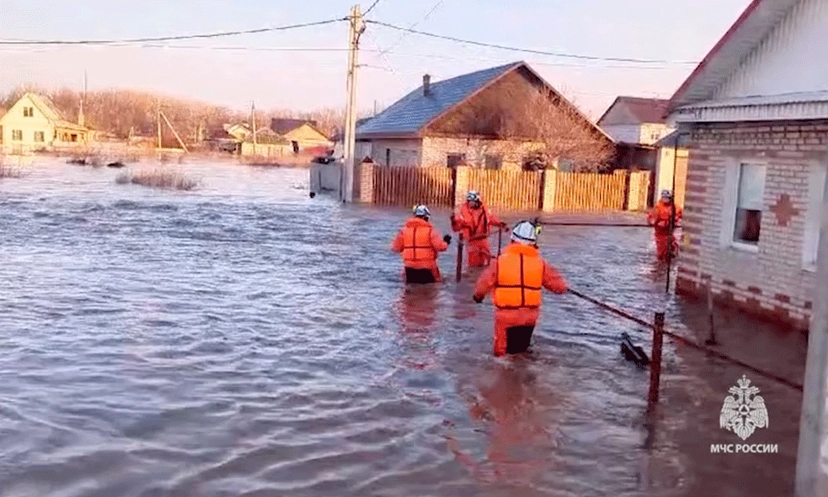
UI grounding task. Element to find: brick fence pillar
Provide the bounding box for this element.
[541,168,557,213]
[358,162,374,203]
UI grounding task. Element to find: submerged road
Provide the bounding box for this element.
[0,160,807,496]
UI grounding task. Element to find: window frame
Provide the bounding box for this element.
[446,153,466,168]
[721,159,767,254]
[23,106,34,118]
[484,153,502,170]
[802,163,827,272]
[33,131,45,143]
[11,129,23,141]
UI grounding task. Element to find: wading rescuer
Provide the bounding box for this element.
[472,221,568,356]
[391,205,452,284]
[647,190,683,261]
[451,191,508,267]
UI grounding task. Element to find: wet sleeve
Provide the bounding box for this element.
[431,230,449,252]
[487,210,504,228]
[391,231,404,253]
[451,212,466,233]
[473,262,498,299]
[541,262,568,294]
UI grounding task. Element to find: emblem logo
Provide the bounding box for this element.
[719,375,769,441]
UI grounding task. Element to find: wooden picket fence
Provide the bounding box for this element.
[553,171,627,211]
[359,164,649,212]
[372,166,454,206]
[465,169,543,211]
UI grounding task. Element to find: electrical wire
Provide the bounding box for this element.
[0,18,347,46]
[364,0,383,16]
[366,19,699,65]
[378,0,447,56]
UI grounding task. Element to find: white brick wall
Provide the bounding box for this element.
[677,121,828,329]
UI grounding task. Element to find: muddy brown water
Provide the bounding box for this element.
[0,160,807,496]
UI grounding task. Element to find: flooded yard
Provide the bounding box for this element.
[0,159,807,496]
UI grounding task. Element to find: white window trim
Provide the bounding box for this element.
[803,162,827,272]
[720,158,767,253]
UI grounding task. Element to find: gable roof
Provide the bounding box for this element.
[668,0,800,112]
[356,62,522,139]
[270,118,324,135]
[597,96,671,125]
[357,61,612,142]
[14,92,88,131]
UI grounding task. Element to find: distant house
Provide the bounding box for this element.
[224,123,252,142]
[667,0,828,330]
[270,118,332,154]
[0,92,91,153]
[355,61,614,170]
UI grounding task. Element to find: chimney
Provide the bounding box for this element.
[423,74,431,96]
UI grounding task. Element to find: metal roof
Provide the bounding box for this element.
[597,96,671,125]
[668,0,800,111]
[355,62,522,139]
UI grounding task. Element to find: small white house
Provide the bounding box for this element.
[667,0,828,331]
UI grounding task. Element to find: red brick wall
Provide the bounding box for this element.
[676,120,828,332]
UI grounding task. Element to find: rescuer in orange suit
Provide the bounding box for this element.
[647,190,683,261]
[391,205,452,284]
[472,221,568,357]
[451,191,508,267]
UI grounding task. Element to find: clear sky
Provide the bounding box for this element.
[0,0,753,119]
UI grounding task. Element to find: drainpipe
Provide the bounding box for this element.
[795,153,828,496]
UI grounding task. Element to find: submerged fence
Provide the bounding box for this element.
[348,163,651,212]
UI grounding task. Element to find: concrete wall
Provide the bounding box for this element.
[639,123,674,146]
[309,162,342,193]
[240,142,292,157]
[676,120,828,330]
[366,139,423,167]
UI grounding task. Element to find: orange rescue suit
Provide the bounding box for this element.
[647,200,683,261]
[391,217,449,281]
[473,243,568,356]
[451,203,504,267]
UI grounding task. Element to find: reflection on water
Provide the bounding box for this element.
[0,159,806,497]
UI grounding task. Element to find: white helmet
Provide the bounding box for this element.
[466,191,480,202]
[511,221,539,244]
[413,205,431,218]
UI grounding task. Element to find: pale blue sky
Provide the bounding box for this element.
[0,0,752,118]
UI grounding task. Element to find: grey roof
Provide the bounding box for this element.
[356,62,522,138]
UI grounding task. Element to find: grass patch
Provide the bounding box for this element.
[115,169,199,191]
[0,163,24,179]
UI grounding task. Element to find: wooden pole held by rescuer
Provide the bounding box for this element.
[456,235,464,282]
[648,312,666,405]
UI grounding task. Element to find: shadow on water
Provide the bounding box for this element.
[0,159,805,497]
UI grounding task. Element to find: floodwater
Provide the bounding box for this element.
[0,159,808,497]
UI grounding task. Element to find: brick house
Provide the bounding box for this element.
[355,61,613,171]
[667,0,828,331]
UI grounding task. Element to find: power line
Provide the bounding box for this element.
[364,0,383,16]
[366,19,699,65]
[0,18,347,46]
[379,0,447,56]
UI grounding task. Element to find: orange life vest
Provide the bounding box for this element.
[402,224,436,263]
[493,245,544,309]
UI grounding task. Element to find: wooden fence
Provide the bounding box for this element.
[371,166,454,206]
[553,171,627,211]
[465,169,543,211]
[351,164,652,212]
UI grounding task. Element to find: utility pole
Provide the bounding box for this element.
[341,4,365,203]
[252,101,258,147]
[156,100,162,149]
[795,159,828,497]
[78,70,87,127]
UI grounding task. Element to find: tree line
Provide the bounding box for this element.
[0,85,351,142]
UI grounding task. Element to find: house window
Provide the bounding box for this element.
[34,131,44,142]
[446,153,466,168]
[11,130,22,141]
[23,107,34,117]
[803,165,827,270]
[70,134,78,142]
[484,154,502,170]
[732,163,766,246]
[558,159,575,172]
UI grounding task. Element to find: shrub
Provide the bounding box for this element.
[115,169,198,191]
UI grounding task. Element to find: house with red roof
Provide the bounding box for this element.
[666,0,828,331]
